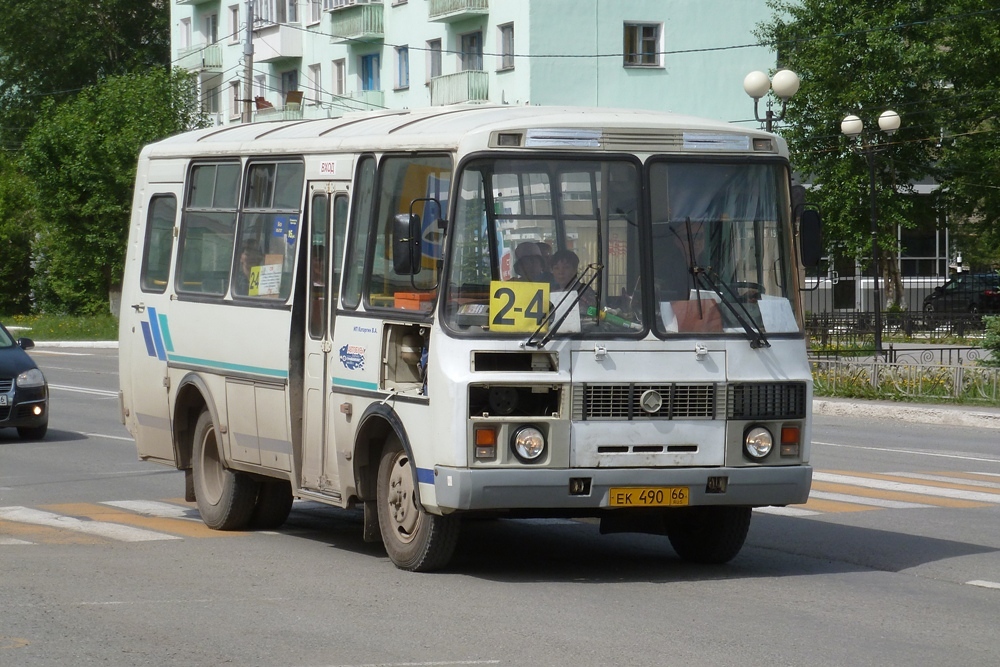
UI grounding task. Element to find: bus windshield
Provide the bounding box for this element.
[442,156,800,339]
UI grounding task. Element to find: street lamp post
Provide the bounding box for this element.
[744,70,800,132]
[840,110,901,358]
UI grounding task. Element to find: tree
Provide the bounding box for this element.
[20,68,205,315]
[0,0,169,150]
[757,1,1000,306]
[0,154,37,314]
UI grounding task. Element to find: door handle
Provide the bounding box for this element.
[131,303,146,313]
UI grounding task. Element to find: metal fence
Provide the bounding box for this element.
[806,311,990,349]
[811,359,1000,404]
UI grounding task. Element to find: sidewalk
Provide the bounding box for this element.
[32,341,1000,430]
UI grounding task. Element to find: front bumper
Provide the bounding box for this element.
[1,387,48,429]
[432,464,812,511]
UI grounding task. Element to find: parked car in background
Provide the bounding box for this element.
[0,322,48,440]
[922,272,1000,314]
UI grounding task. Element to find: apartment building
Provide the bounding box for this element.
[172,0,779,125]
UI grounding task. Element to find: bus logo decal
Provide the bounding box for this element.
[339,344,366,371]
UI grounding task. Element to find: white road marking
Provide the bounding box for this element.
[312,662,501,667]
[49,384,118,398]
[0,506,181,542]
[887,472,1000,489]
[0,537,34,545]
[756,506,820,517]
[813,441,1000,464]
[82,432,134,442]
[813,472,1000,504]
[101,500,197,520]
[808,490,933,509]
[967,580,1000,590]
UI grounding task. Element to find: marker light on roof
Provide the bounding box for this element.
[525,128,601,147]
[682,133,751,151]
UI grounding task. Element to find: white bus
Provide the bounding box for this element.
[119,105,820,571]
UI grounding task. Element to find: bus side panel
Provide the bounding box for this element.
[120,156,185,464]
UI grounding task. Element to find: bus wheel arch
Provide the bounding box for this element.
[353,404,420,507]
[173,373,217,471]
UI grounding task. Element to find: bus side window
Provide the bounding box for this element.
[365,154,451,313]
[342,156,377,310]
[233,161,304,300]
[176,162,240,297]
[140,195,177,293]
[332,194,349,310]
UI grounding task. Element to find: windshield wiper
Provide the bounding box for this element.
[682,218,770,350]
[523,263,603,349]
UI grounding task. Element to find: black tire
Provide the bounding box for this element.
[376,436,460,572]
[192,409,259,530]
[17,421,48,440]
[666,506,752,564]
[249,479,294,529]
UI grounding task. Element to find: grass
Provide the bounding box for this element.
[1,313,118,341]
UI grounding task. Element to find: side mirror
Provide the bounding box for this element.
[392,213,421,276]
[18,337,35,351]
[799,209,822,268]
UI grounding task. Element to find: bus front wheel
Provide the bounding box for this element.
[376,437,460,572]
[666,506,752,564]
[192,409,259,530]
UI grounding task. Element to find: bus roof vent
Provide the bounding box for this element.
[682,133,751,151]
[601,129,684,153]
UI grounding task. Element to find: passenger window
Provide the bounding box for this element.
[177,163,240,296]
[365,154,451,313]
[140,195,177,293]
[309,193,329,339]
[233,160,304,300]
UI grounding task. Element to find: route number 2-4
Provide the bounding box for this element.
[489,281,550,332]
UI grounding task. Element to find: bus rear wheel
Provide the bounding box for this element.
[666,506,752,564]
[376,437,459,572]
[192,408,259,530]
[249,480,294,529]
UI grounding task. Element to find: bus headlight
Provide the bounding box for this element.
[744,426,773,459]
[511,426,545,463]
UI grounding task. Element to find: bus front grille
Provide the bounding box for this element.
[572,381,808,421]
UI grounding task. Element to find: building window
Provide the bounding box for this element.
[281,69,299,98]
[254,74,266,100]
[460,31,483,71]
[308,64,322,104]
[309,0,322,24]
[205,13,219,44]
[229,5,241,43]
[333,58,346,96]
[623,23,661,67]
[395,46,409,90]
[231,81,242,118]
[205,86,220,114]
[427,39,442,82]
[179,18,192,49]
[361,53,381,91]
[498,23,514,71]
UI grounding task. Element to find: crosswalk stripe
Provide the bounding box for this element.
[0,506,180,542]
[0,537,34,545]
[813,472,1000,504]
[756,506,820,517]
[100,500,200,520]
[808,490,933,509]
[42,502,240,539]
[886,472,1000,491]
[810,480,985,508]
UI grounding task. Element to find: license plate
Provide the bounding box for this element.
[0,395,7,406]
[609,486,689,507]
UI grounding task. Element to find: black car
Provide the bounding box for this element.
[923,273,1000,314]
[0,322,48,440]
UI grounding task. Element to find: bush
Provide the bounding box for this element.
[983,316,1000,367]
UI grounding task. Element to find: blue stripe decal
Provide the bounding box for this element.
[140,321,156,357]
[157,313,174,353]
[332,377,379,391]
[169,354,288,379]
[416,467,435,485]
[147,307,167,361]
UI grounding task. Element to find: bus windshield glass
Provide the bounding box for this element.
[442,156,800,339]
[649,160,800,337]
[444,157,643,336]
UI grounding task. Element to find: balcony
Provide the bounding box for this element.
[253,22,303,62]
[428,0,488,23]
[430,70,489,106]
[346,89,385,110]
[175,0,217,5]
[330,3,384,43]
[328,0,381,9]
[175,43,223,72]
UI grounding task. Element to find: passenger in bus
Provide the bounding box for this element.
[513,242,548,282]
[535,242,554,283]
[550,249,596,309]
[234,241,264,296]
[656,220,706,301]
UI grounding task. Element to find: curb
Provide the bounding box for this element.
[813,398,1000,430]
[34,341,119,349]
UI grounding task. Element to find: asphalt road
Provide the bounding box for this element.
[2,348,1000,666]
